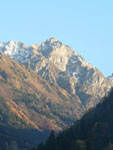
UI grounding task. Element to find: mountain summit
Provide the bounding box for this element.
[0,38,113,148]
[0,38,112,110]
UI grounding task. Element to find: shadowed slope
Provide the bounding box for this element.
[38,88,113,150]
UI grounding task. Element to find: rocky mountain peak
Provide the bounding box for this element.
[46,37,62,46]
[35,37,64,58]
[0,39,113,149]
[107,73,113,83]
[7,40,18,45]
[47,37,58,42]
[0,38,112,110]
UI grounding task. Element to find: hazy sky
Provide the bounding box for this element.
[0,0,113,76]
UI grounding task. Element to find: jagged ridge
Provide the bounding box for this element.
[0,38,112,110]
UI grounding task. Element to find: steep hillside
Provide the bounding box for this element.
[0,39,112,149]
[38,88,113,150]
[0,95,48,150]
[0,53,87,148]
[0,38,112,110]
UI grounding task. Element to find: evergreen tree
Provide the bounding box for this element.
[5,142,9,150]
[104,143,113,150]
[45,131,56,150]
[37,142,44,150]
[75,140,87,150]
[9,141,19,150]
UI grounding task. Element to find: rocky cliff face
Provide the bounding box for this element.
[0,54,85,132]
[107,73,113,83]
[0,38,112,111]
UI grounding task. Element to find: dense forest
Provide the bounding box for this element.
[36,88,113,150]
[0,96,48,150]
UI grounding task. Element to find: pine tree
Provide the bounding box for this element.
[9,141,19,150]
[37,142,44,150]
[5,142,9,150]
[45,130,56,150]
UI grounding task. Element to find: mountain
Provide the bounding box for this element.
[0,53,86,129]
[0,95,46,150]
[0,38,112,110]
[0,53,87,149]
[0,38,113,149]
[107,73,113,83]
[37,88,113,150]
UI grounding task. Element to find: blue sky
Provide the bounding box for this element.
[0,0,113,76]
